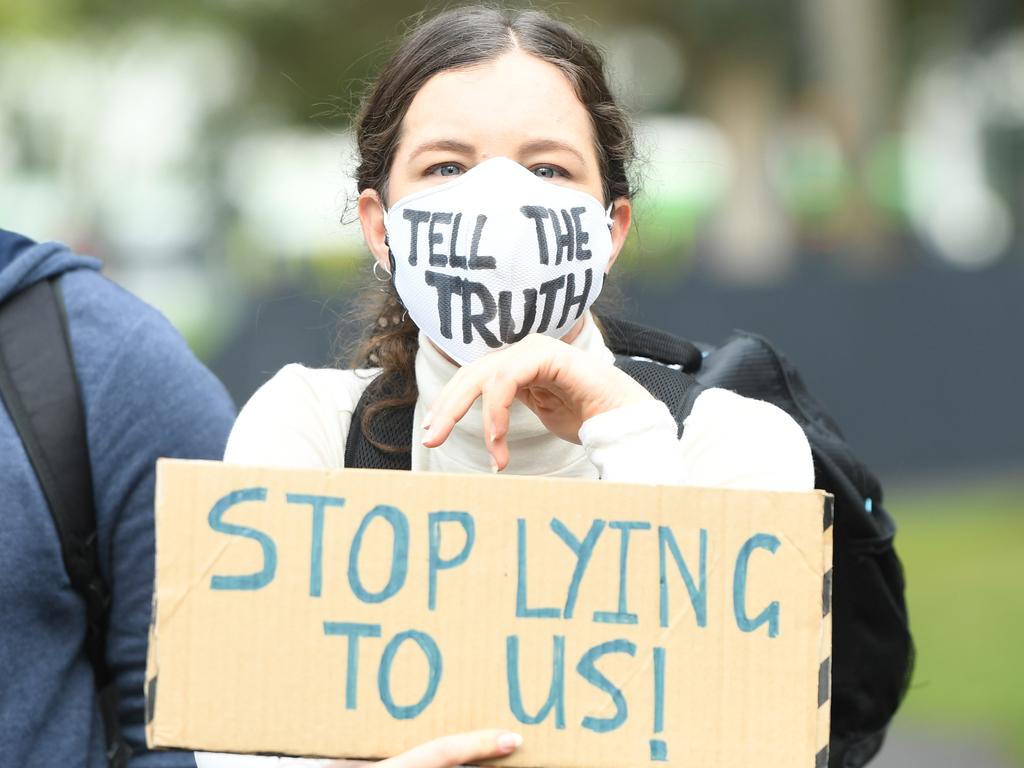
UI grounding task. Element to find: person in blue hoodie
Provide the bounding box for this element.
[0,228,237,767]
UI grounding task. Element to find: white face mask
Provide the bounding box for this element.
[383,156,614,364]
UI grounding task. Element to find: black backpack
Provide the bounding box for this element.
[344,315,913,768]
[0,278,130,768]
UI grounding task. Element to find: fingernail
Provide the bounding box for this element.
[422,410,432,429]
[497,732,523,751]
[489,455,499,473]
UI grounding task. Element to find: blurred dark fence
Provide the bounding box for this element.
[627,260,1022,483]
[210,257,1023,484]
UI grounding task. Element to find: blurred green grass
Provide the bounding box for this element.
[888,481,1024,759]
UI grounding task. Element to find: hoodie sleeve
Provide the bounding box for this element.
[78,297,236,767]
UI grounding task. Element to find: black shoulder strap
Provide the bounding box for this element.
[598,315,706,437]
[0,278,128,766]
[344,382,414,471]
[344,317,705,466]
[0,278,110,665]
[598,315,704,372]
[611,355,704,437]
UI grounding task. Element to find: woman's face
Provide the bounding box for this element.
[359,48,632,279]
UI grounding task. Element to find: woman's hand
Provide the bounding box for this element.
[422,334,653,470]
[327,729,522,768]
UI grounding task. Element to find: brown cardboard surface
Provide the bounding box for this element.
[146,459,832,767]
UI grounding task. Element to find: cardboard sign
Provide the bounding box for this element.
[146,459,833,767]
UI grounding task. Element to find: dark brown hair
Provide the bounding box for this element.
[348,5,635,452]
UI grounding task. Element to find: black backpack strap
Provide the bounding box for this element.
[0,278,107,660]
[612,355,705,437]
[0,277,128,768]
[598,316,707,436]
[344,374,415,471]
[598,315,704,372]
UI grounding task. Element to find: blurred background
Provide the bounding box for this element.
[1,0,1022,764]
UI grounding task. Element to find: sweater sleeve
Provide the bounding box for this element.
[226,365,340,468]
[577,387,815,491]
[85,311,236,768]
[223,364,375,468]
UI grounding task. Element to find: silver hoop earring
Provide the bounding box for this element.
[373,261,391,282]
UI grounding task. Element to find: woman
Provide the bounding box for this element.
[202,6,813,767]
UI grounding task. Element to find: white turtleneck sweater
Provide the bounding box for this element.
[197,313,813,768]
[223,313,812,487]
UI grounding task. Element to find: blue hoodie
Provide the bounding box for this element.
[0,230,236,767]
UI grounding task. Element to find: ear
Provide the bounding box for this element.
[358,188,391,272]
[605,197,632,273]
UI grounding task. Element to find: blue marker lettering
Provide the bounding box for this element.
[348,505,409,603]
[550,517,605,619]
[323,621,381,709]
[658,526,707,628]
[733,533,781,637]
[428,511,475,611]
[515,519,560,618]
[287,493,345,597]
[594,521,650,624]
[378,630,443,720]
[650,646,667,760]
[208,488,276,590]
[506,635,566,728]
[577,639,636,732]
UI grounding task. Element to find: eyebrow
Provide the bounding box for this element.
[408,139,476,161]
[406,137,587,165]
[519,139,587,165]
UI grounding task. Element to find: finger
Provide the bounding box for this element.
[523,384,561,414]
[422,366,485,448]
[480,371,517,471]
[376,729,523,768]
[423,353,513,449]
[423,337,556,450]
[420,367,469,447]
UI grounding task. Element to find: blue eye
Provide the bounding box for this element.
[430,163,463,177]
[532,165,564,179]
